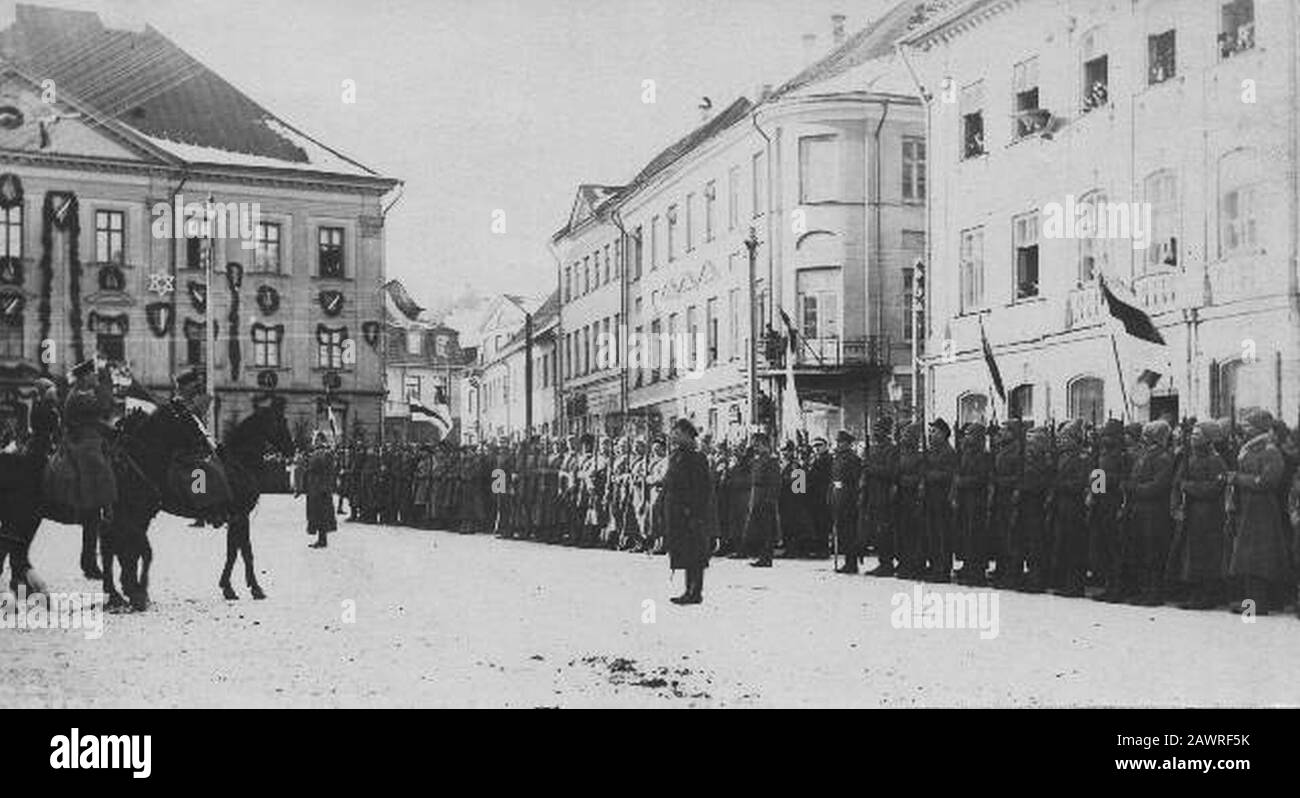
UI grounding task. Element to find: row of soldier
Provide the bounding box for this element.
[323,406,1300,616]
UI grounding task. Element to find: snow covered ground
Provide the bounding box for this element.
[2,495,1296,708]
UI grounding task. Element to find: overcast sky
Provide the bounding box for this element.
[5,0,895,319]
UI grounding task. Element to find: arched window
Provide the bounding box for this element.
[1067,376,1105,423]
[957,392,988,426]
[1009,383,1034,422]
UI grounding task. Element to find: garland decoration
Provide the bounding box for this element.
[40,191,83,371]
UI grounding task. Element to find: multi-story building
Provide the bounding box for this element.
[902,0,1297,426]
[0,5,398,439]
[551,185,624,436]
[382,279,469,444]
[467,291,557,443]
[555,2,936,442]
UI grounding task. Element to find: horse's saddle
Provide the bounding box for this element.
[166,451,233,511]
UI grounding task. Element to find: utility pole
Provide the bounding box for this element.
[912,258,925,434]
[744,227,760,430]
[524,311,534,437]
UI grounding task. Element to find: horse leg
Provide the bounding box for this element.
[234,516,264,600]
[139,535,153,596]
[219,525,239,600]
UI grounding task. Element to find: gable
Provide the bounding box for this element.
[0,72,161,163]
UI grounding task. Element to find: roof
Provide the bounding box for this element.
[0,4,388,181]
[621,96,753,195]
[897,0,1010,49]
[503,289,559,348]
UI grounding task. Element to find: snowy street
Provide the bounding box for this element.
[2,495,1296,708]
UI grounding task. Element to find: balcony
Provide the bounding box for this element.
[758,334,891,371]
[1067,281,1104,329]
[1131,269,1181,315]
[1208,256,1270,306]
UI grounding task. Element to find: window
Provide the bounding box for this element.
[667,205,678,261]
[255,222,281,273]
[582,256,590,294]
[318,227,344,278]
[1148,29,1176,85]
[649,319,661,382]
[94,315,126,362]
[317,326,346,369]
[1145,171,1179,271]
[1077,190,1110,283]
[1219,149,1261,258]
[685,193,695,252]
[602,317,611,370]
[0,312,20,359]
[613,240,621,279]
[1068,376,1106,423]
[406,330,422,356]
[796,268,840,345]
[751,151,766,217]
[1220,0,1255,59]
[252,323,283,367]
[564,266,572,301]
[632,226,643,280]
[1012,57,1043,139]
[958,392,988,426]
[666,314,678,378]
[727,287,740,361]
[184,320,207,366]
[1009,384,1034,422]
[186,235,203,270]
[633,325,644,387]
[706,297,718,366]
[728,165,740,230]
[1082,55,1109,112]
[1,203,21,259]
[404,376,421,402]
[1013,211,1040,300]
[902,137,926,201]
[684,306,697,366]
[650,215,661,269]
[902,269,917,341]
[704,181,716,242]
[959,226,985,313]
[799,135,838,203]
[960,81,986,158]
[95,210,125,264]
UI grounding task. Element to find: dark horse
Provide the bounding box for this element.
[99,397,294,611]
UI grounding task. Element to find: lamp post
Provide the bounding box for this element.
[204,193,217,435]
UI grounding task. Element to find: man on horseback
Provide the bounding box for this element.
[157,368,233,525]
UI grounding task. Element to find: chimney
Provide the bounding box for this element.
[801,33,818,61]
[831,14,847,46]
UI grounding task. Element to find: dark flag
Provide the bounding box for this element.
[979,314,1005,403]
[1100,274,1165,345]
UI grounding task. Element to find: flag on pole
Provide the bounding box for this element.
[1099,274,1171,399]
[410,401,452,437]
[778,308,804,442]
[979,314,1006,404]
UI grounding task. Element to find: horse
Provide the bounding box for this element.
[102,397,294,611]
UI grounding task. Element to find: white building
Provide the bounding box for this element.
[902,0,1298,425]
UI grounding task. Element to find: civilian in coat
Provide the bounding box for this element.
[663,418,713,605]
[301,432,337,548]
[1166,421,1227,609]
[829,430,863,573]
[1227,409,1290,615]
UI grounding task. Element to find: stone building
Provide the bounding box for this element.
[0,4,398,439]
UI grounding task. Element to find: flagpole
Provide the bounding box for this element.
[1109,330,1130,422]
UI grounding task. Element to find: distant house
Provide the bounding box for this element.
[383,279,471,444]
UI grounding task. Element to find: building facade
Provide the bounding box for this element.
[0,6,397,440]
[466,292,558,443]
[903,0,1298,426]
[554,3,935,443]
[382,280,469,444]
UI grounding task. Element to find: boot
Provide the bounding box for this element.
[867,560,895,577]
[690,567,704,603]
[835,555,859,574]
